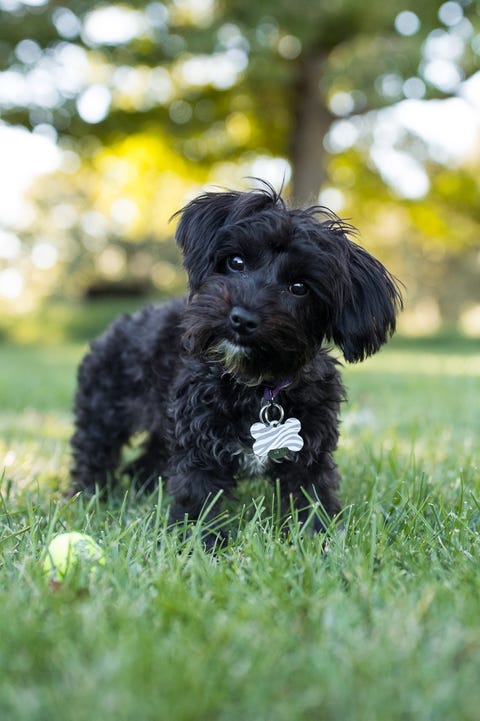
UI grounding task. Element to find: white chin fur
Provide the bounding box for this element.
[218,340,248,358]
[208,340,265,385]
[214,340,249,371]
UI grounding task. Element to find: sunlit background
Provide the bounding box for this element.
[0,0,479,339]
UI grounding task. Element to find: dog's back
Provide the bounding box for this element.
[70,298,186,491]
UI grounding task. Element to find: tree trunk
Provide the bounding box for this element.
[290,53,333,207]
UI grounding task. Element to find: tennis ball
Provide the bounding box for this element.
[43,532,105,588]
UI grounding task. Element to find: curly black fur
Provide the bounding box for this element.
[70,183,402,543]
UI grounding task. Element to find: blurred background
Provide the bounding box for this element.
[0,0,479,343]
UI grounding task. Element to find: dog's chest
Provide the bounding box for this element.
[222,386,301,477]
[235,446,271,478]
[228,407,272,478]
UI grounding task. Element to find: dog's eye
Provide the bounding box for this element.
[226,255,246,273]
[289,281,309,297]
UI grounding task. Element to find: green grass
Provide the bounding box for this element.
[1,335,479,721]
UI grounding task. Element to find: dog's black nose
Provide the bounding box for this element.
[229,306,260,335]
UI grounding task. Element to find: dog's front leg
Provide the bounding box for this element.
[274,453,342,533]
[167,479,227,550]
[166,450,237,549]
[165,369,244,547]
[167,468,224,523]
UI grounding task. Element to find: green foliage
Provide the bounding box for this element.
[1,0,479,166]
[1,338,479,719]
[1,1,479,325]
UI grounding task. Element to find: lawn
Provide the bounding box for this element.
[1,331,479,721]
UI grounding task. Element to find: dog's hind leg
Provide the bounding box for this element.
[70,345,131,493]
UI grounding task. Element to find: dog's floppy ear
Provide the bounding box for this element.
[328,240,402,363]
[174,191,239,292]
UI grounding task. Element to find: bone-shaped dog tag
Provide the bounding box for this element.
[250,416,304,459]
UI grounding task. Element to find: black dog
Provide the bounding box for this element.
[70,184,401,542]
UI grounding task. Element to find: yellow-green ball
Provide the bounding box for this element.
[43,532,105,587]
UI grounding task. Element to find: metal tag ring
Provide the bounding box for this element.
[259,402,285,426]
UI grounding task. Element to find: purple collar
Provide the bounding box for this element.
[263,378,292,402]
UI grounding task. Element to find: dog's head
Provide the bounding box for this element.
[175,184,402,384]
